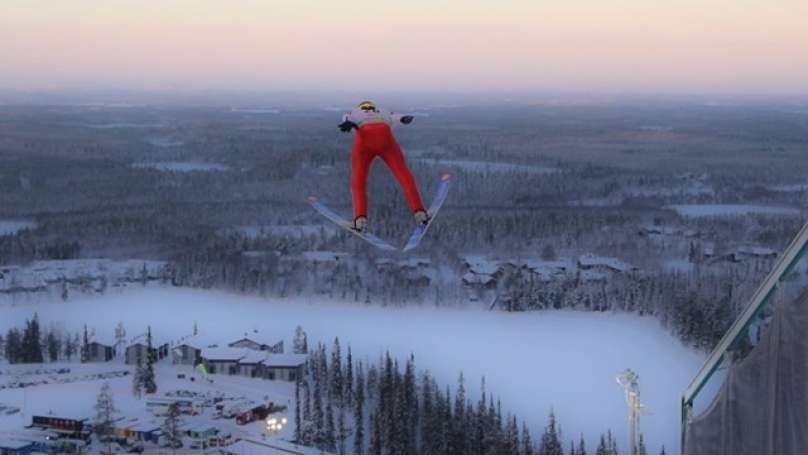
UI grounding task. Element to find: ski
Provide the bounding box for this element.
[402,173,453,252]
[308,196,398,251]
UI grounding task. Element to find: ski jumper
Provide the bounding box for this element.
[342,107,425,219]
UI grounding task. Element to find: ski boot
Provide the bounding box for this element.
[353,216,368,233]
[414,210,430,226]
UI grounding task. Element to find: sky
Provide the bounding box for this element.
[1,0,807,95]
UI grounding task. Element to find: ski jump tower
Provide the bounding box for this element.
[681,220,808,453]
[617,369,648,455]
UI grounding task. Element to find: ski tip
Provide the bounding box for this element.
[440,173,453,181]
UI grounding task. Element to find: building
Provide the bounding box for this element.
[260,354,306,382]
[238,350,268,378]
[30,414,91,440]
[577,254,638,274]
[228,336,284,353]
[85,341,115,362]
[202,348,247,375]
[172,335,216,366]
[125,339,169,365]
[115,419,161,443]
[0,439,34,455]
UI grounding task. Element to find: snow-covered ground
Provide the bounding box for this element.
[222,225,337,240]
[667,204,801,218]
[415,159,560,175]
[132,162,229,172]
[0,287,706,454]
[0,362,296,451]
[0,221,36,236]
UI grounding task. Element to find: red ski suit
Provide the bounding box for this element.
[349,121,425,219]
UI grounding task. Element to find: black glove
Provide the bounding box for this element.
[339,120,358,132]
[400,115,414,125]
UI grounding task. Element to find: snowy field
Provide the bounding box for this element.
[132,162,229,172]
[0,288,706,454]
[0,362,296,450]
[222,225,337,240]
[666,204,801,218]
[415,159,560,175]
[0,221,36,236]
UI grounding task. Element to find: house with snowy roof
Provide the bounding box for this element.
[238,350,269,378]
[201,347,247,375]
[260,353,307,381]
[172,335,218,366]
[125,334,170,365]
[577,254,638,274]
[84,341,115,362]
[228,335,284,353]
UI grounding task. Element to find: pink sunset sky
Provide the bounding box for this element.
[1,0,807,95]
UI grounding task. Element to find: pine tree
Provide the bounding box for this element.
[453,372,468,453]
[354,363,366,455]
[337,410,347,455]
[522,422,534,455]
[0,334,4,361]
[46,329,59,362]
[539,410,563,455]
[638,433,647,455]
[4,328,21,364]
[577,434,587,455]
[369,412,382,455]
[132,356,144,398]
[162,403,183,453]
[94,382,117,454]
[344,346,354,408]
[331,338,343,405]
[293,326,308,354]
[80,324,89,363]
[659,446,667,455]
[596,435,607,455]
[142,327,157,394]
[22,314,43,363]
[324,399,336,451]
[114,321,126,359]
[294,377,302,442]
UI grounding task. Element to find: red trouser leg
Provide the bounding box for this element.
[379,139,426,214]
[351,138,373,219]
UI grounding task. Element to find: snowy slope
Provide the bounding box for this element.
[0,287,705,454]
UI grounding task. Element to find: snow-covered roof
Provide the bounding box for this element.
[462,272,495,285]
[202,347,248,362]
[736,246,777,257]
[301,251,350,263]
[175,334,218,350]
[577,254,636,273]
[0,439,33,449]
[240,350,269,365]
[229,334,282,348]
[261,354,307,368]
[519,258,571,273]
[464,256,501,275]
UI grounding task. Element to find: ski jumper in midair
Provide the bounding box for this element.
[339,100,429,233]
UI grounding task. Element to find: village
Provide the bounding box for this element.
[0,324,322,455]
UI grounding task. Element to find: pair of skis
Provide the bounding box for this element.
[308,174,452,252]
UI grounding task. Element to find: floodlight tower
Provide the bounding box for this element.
[617,369,647,455]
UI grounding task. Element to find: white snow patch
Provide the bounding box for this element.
[132,162,229,172]
[415,159,560,175]
[667,204,801,218]
[0,287,705,454]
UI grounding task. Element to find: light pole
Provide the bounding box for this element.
[616,369,648,455]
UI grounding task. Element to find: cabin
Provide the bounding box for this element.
[228,336,284,353]
[238,350,268,378]
[125,339,169,365]
[85,341,115,362]
[260,354,307,382]
[202,348,246,375]
[30,414,91,440]
[115,419,161,443]
[172,335,216,365]
[577,254,638,274]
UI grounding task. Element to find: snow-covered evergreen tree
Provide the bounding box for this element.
[162,403,183,453]
[94,382,117,454]
[143,326,157,394]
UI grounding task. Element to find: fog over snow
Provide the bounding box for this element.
[0,287,706,454]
